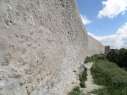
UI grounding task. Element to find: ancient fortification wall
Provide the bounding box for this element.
[88,36,104,56]
[0,0,104,95]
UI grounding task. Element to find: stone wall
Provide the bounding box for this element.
[88,36,104,56]
[0,0,104,95]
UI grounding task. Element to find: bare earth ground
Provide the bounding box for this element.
[81,62,103,95]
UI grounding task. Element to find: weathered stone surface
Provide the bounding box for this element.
[88,36,104,56]
[0,0,104,95]
[0,80,27,95]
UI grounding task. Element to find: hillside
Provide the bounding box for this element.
[92,58,127,95]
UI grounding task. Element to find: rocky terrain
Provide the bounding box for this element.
[0,0,104,95]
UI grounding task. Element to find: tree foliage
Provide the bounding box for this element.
[106,48,127,68]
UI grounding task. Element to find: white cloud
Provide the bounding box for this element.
[88,23,127,49]
[98,0,127,18]
[80,15,91,25]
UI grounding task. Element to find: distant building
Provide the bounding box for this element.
[105,46,110,54]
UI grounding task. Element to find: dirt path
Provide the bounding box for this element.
[82,62,102,95]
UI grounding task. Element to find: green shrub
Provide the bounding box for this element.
[106,48,127,68]
[79,67,87,88]
[92,54,106,61]
[85,54,106,63]
[68,87,82,95]
[84,56,91,63]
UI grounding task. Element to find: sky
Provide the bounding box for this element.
[76,0,127,49]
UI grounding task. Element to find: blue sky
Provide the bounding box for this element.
[76,0,127,48]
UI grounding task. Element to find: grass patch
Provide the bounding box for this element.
[91,59,127,95]
[93,87,127,95]
[85,54,106,63]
